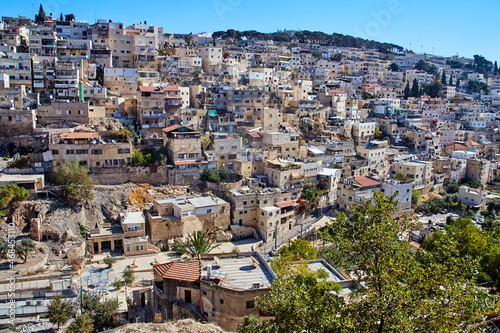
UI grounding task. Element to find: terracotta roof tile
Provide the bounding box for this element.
[276,201,296,208]
[154,260,200,282]
[327,89,346,94]
[59,132,99,139]
[248,132,262,138]
[162,124,182,133]
[353,176,381,187]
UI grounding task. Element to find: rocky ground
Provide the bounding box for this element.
[104,320,226,333]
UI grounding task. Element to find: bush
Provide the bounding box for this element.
[394,172,410,182]
[122,267,135,285]
[7,155,30,169]
[114,280,123,290]
[103,256,117,268]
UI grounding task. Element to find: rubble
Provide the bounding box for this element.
[127,184,188,211]
[104,320,226,333]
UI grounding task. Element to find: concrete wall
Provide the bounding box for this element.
[89,165,168,185]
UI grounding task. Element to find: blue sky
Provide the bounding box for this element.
[2,0,498,62]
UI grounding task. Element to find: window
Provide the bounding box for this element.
[246,300,255,309]
[91,149,102,155]
[66,110,71,115]
[220,299,224,304]
[206,209,212,213]
[76,149,88,154]
[117,148,130,154]
[56,110,61,115]
[66,149,75,155]
[52,150,59,155]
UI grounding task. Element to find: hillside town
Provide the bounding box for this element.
[0,7,500,333]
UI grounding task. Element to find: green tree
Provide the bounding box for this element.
[411,189,421,205]
[103,256,116,268]
[173,231,219,257]
[279,239,317,262]
[362,90,374,99]
[53,160,94,203]
[122,267,135,285]
[320,192,488,332]
[15,238,34,263]
[403,81,411,99]
[421,81,442,98]
[250,266,346,333]
[47,294,75,330]
[449,74,453,86]
[445,181,460,194]
[411,78,420,97]
[388,63,399,71]
[456,78,461,88]
[64,13,75,22]
[494,60,498,73]
[81,294,120,332]
[218,166,231,183]
[240,314,261,333]
[200,168,221,183]
[0,184,29,216]
[67,314,93,333]
[34,4,46,25]
[441,71,447,85]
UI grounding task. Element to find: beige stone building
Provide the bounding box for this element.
[146,196,230,247]
[393,160,433,190]
[153,252,275,332]
[38,101,105,125]
[50,132,132,168]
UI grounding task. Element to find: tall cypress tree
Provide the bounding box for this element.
[456,78,461,88]
[449,74,453,86]
[404,81,411,99]
[411,79,420,97]
[34,4,46,25]
[441,71,447,85]
[494,61,499,74]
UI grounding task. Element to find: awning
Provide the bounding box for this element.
[208,109,218,117]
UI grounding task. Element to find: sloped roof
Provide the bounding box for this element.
[276,201,296,208]
[353,176,381,187]
[328,89,346,94]
[248,132,262,138]
[162,124,182,133]
[465,140,481,146]
[447,143,467,151]
[138,86,164,92]
[154,260,200,282]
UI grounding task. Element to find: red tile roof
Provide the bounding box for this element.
[447,143,467,151]
[138,86,165,92]
[59,132,99,139]
[174,160,208,166]
[466,140,480,146]
[276,201,296,208]
[162,124,182,133]
[248,132,262,138]
[353,176,381,187]
[327,89,346,94]
[154,260,200,282]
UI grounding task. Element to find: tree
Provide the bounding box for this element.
[64,14,75,22]
[403,81,411,99]
[411,78,420,97]
[421,81,442,98]
[279,239,317,262]
[200,168,221,183]
[218,166,230,183]
[34,4,46,25]
[15,238,34,263]
[103,256,117,268]
[445,181,460,194]
[456,78,461,88]
[67,314,93,333]
[449,74,453,86]
[47,294,75,330]
[388,63,399,72]
[53,160,94,203]
[361,90,374,99]
[240,314,261,333]
[411,189,421,205]
[173,231,219,257]
[122,267,135,285]
[319,192,489,332]
[441,71,447,85]
[494,61,499,74]
[249,266,346,333]
[59,13,63,21]
[0,184,29,216]
[81,294,120,332]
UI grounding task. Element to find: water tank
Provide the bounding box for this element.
[206,265,212,278]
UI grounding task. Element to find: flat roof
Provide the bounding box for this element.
[202,254,275,290]
[120,211,145,224]
[0,174,43,183]
[305,260,347,282]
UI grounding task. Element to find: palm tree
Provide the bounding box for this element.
[173,231,219,257]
